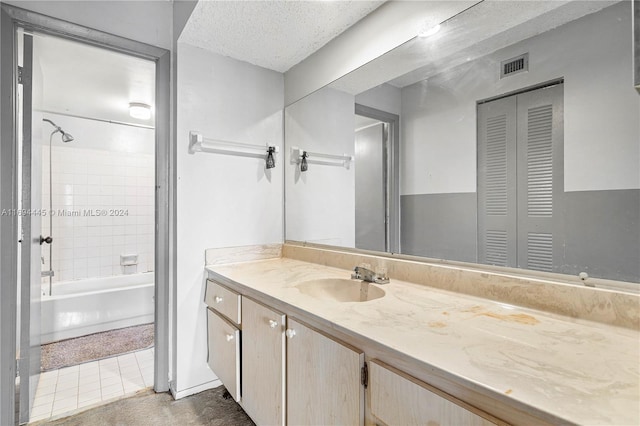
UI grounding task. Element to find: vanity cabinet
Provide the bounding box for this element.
[206,309,240,402]
[205,276,507,425]
[241,297,286,426]
[369,360,501,426]
[286,318,364,425]
[205,280,242,402]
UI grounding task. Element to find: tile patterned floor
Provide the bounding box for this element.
[29,348,154,423]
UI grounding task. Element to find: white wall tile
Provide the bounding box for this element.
[73,248,87,259]
[42,140,154,283]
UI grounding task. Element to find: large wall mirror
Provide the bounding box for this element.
[285,0,639,284]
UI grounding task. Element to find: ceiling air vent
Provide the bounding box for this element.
[500,53,528,79]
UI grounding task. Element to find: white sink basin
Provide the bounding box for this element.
[296,278,385,303]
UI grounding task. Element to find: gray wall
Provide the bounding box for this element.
[562,189,640,283]
[401,193,477,263]
[400,190,640,282]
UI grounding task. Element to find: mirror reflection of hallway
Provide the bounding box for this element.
[354,104,400,253]
[355,115,387,252]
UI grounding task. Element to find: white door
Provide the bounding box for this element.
[355,121,387,252]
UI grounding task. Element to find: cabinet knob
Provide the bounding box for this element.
[226,334,234,342]
[269,320,278,328]
[214,296,223,303]
[285,329,296,339]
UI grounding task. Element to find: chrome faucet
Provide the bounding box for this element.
[351,265,389,284]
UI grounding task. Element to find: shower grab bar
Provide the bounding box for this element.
[188,131,279,160]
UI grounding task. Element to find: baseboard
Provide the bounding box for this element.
[169,379,222,400]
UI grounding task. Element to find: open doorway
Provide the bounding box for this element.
[354,104,400,253]
[17,29,156,423]
[1,6,170,425]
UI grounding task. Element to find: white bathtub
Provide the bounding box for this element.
[40,272,154,344]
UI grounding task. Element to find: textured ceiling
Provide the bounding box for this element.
[179,0,384,73]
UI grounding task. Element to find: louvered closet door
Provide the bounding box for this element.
[477,96,518,267]
[516,84,564,272]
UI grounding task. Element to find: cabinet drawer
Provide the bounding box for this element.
[207,309,240,402]
[369,360,500,426]
[205,279,241,325]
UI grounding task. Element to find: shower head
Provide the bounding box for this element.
[43,118,74,143]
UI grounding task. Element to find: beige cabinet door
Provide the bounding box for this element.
[369,360,501,426]
[286,318,364,426]
[206,309,240,401]
[241,297,286,426]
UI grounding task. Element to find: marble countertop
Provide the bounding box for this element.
[206,258,639,426]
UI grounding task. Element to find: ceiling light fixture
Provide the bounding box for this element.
[129,102,152,120]
[418,23,441,38]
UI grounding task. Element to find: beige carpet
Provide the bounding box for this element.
[41,324,154,371]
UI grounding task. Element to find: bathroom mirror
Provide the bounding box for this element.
[284,0,640,284]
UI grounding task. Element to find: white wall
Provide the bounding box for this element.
[284,1,478,105]
[39,114,155,284]
[3,0,173,50]
[176,42,283,395]
[355,83,402,116]
[285,86,355,247]
[401,2,639,196]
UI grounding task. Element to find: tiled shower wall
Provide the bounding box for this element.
[41,145,155,283]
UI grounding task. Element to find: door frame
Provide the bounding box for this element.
[354,104,400,253]
[18,30,41,424]
[0,5,172,424]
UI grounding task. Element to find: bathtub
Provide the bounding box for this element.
[40,272,154,344]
